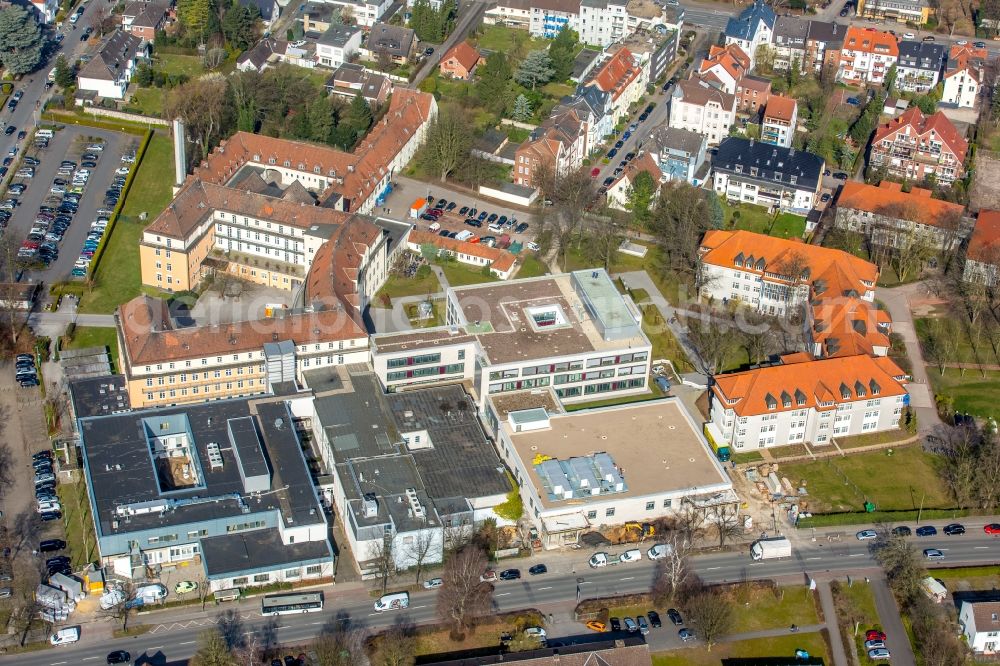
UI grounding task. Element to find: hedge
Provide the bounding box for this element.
[86,128,154,279]
[40,111,152,136]
[796,507,976,529]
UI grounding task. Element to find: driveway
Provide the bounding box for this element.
[870,576,917,666]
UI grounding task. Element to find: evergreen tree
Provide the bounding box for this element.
[222,2,258,51]
[346,93,373,137]
[884,63,897,94]
[511,94,532,122]
[626,170,656,226]
[178,0,213,41]
[308,96,336,143]
[548,26,577,82]
[476,52,513,112]
[53,55,75,89]
[0,6,43,75]
[514,50,554,90]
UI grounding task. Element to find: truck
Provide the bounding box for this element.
[711,441,731,462]
[750,537,792,561]
[409,198,428,219]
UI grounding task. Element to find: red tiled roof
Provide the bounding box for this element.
[873,107,968,161]
[590,48,641,100]
[700,43,750,81]
[967,210,1000,263]
[764,95,796,122]
[842,26,899,57]
[611,152,660,191]
[812,298,892,358]
[305,217,383,319]
[836,181,965,230]
[441,41,481,73]
[712,354,907,417]
[409,230,517,273]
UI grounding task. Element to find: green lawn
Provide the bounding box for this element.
[375,268,442,304]
[154,53,205,78]
[641,304,693,372]
[724,201,806,239]
[927,368,1000,421]
[438,260,499,287]
[57,482,98,568]
[830,580,880,665]
[129,87,164,118]
[652,633,828,666]
[473,25,549,54]
[772,212,808,239]
[64,326,119,372]
[515,253,549,278]
[781,446,953,514]
[728,585,820,634]
[78,133,175,314]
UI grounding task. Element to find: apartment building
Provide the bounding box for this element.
[869,107,968,185]
[770,15,809,71]
[834,180,969,251]
[669,78,736,145]
[724,0,775,68]
[513,107,587,188]
[323,0,393,27]
[837,27,898,85]
[77,399,334,592]
[896,40,945,93]
[711,138,824,213]
[370,269,652,407]
[708,353,909,450]
[736,75,771,114]
[584,48,646,125]
[697,43,750,95]
[963,210,1000,287]
[647,125,708,184]
[698,229,879,316]
[315,24,363,69]
[856,0,934,24]
[76,30,148,100]
[943,45,987,108]
[761,95,797,149]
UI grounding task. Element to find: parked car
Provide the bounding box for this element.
[866,630,887,641]
[647,611,662,628]
[422,578,443,589]
[678,628,695,641]
[856,529,877,541]
[868,648,891,660]
[636,616,649,635]
[623,617,637,632]
[892,526,912,536]
[528,564,547,575]
[499,568,521,581]
[916,525,938,537]
[944,523,965,535]
[609,617,621,632]
[585,620,606,632]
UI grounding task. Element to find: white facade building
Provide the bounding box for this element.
[960,601,1000,656]
[669,78,736,145]
[315,25,362,68]
[711,138,824,214]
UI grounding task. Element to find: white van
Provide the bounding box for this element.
[428,221,441,232]
[374,592,409,612]
[50,627,80,645]
[36,129,54,139]
[455,230,474,241]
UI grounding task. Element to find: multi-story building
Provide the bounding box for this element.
[711,138,824,213]
[30,0,58,23]
[959,600,1000,656]
[708,353,909,450]
[895,40,945,93]
[963,210,1000,287]
[837,26,898,85]
[724,0,775,68]
[698,229,879,316]
[406,230,519,279]
[612,26,679,85]
[869,107,968,185]
[770,15,809,71]
[647,125,708,185]
[76,30,148,100]
[315,24,363,69]
[834,180,969,251]
[324,0,393,28]
[370,269,652,407]
[736,75,771,114]
[584,48,646,125]
[804,20,846,77]
[856,0,934,24]
[77,398,335,592]
[490,397,735,542]
[669,78,736,145]
[697,43,750,95]
[942,45,987,108]
[606,153,662,210]
[120,1,167,39]
[362,23,417,65]
[761,95,797,149]
[514,106,587,188]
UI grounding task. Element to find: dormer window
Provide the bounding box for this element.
[781,391,792,408]
[765,393,777,410]
[284,160,291,167]
[268,157,276,165]
[840,383,851,400]
[855,381,866,397]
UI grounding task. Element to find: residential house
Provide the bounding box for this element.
[834,180,969,251]
[514,107,587,188]
[761,95,797,149]
[240,0,280,30]
[838,26,899,85]
[856,0,934,24]
[647,125,708,185]
[698,43,750,95]
[804,21,846,76]
[301,3,340,32]
[724,0,775,68]
[869,107,968,185]
[579,0,631,48]
[959,600,1000,655]
[896,40,945,93]
[326,63,392,107]
[484,0,559,35]
[584,48,646,125]
[708,353,908,449]
[606,152,662,211]
[76,30,147,100]
[30,0,58,23]
[611,26,679,85]
[711,138,824,213]
[963,210,1000,287]
[439,42,483,80]
[569,86,614,152]
[943,45,987,108]
[315,24,362,69]
[736,75,771,114]
[406,230,518,279]
[770,15,809,71]
[236,38,288,73]
[121,1,167,40]
[669,77,736,145]
[322,0,393,28]
[363,23,416,65]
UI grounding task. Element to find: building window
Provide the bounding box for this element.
[232,577,249,586]
[253,574,269,583]
[663,499,672,508]
[606,508,615,517]
[645,501,655,511]
[305,565,323,576]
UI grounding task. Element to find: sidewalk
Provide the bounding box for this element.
[816,579,850,666]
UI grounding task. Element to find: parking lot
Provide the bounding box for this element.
[1,125,135,281]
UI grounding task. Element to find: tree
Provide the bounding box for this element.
[222,2,259,51]
[515,50,554,90]
[650,183,718,290]
[686,318,735,375]
[685,590,733,650]
[229,70,261,134]
[165,75,233,160]
[178,0,214,41]
[376,47,393,74]
[476,52,514,112]
[437,546,493,639]
[511,94,533,122]
[345,93,373,139]
[625,170,656,228]
[0,6,43,75]
[871,527,925,606]
[651,534,694,605]
[419,108,473,182]
[372,624,416,666]
[308,95,337,144]
[0,236,27,347]
[191,629,235,666]
[400,528,440,585]
[368,535,397,596]
[708,504,742,548]
[100,581,141,632]
[314,625,368,666]
[884,63,897,94]
[548,26,578,82]
[53,55,75,89]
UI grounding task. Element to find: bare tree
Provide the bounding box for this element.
[165,75,232,160]
[376,47,394,74]
[191,628,236,666]
[437,546,493,639]
[708,504,742,548]
[870,528,925,606]
[368,535,397,596]
[314,624,369,666]
[100,580,141,632]
[442,519,474,554]
[685,318,734,375]
[685,589,734,651]
[0,235,28,348]
[673,503,707,546]
[372,623,416,666]
[651,533,694,605]
[400,528,440,585]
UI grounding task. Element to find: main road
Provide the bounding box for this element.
[8,526,999,666]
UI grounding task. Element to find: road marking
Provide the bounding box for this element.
[975,546,989,550]
[849,553,864,557]
[620,577,634,581]
[51,661,67,665]
[180,641,195,645]
[368,612,379,617]
[496,592,511,596]
[412,605,426,609]
[705,566,719,570]
[82,658,98,662]
[538,586,552,590]
[806,557,822,560]
[147,646,163,650]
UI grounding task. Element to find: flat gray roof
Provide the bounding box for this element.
[201,528,332,577]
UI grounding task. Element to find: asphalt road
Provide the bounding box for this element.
[9,525,999,666]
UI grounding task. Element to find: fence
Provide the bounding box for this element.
[79,107,170,127]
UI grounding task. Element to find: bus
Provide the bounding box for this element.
[261,592,324,616]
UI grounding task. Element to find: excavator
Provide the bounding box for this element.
[616,522,654,543]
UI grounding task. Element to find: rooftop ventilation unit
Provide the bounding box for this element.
[405,488,426,520]
[362,493,378,518]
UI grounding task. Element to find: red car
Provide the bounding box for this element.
[984,524,1000,535]
[866,630,887,642]
[590,167,600,177]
